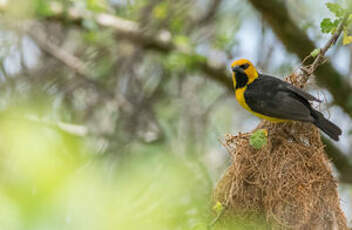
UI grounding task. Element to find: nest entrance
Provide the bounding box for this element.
[214,120,347,229]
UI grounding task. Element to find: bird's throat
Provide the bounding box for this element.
[233,72,248,89]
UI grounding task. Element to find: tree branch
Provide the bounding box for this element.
[19,22,134,112]
[27,24,92,78]
[38,5,233,92]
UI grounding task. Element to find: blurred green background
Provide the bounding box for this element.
[0,0,351,229]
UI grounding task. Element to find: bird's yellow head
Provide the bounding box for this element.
[231,59,259,89]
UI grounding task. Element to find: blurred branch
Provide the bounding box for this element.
[198,0,222,25]
[27,25,92,78]
[22,23,134,112]
[247,0,352,118]
[26,115,88,136]
[322,136,352,184]
[39,5,233,92]
[138,0,161,28]
[257,21,274,71]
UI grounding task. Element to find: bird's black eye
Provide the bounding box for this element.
[240,63,249,69]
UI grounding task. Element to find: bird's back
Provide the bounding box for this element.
[242,74,314,122]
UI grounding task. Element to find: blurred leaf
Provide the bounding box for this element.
[87,0,107,12]
[174,35,190,47]
[343,16,352,45]
[35,0,55,16]
[164,52,206,72]
[348,14,352,24]
[0,104,214,229]
[326,2,344,18]
[212,201,224,214]
[153,2,168,20]
[343,30,352,45]
[170,17,184,33]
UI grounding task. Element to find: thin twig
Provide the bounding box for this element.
[310,17,347,73]
[208,203,227,229]
[27,26,93,78]
[299,16,347,85]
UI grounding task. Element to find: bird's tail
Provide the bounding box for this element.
[312,110,342,141]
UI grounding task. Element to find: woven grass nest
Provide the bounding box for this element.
[213,74,348,229]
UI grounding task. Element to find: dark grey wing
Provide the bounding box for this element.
[244,77,314,122]
[283,84,321,102]
[262,74,321,102]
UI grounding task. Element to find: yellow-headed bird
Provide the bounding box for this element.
[231,59,342,141]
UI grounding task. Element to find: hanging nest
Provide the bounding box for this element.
[213,73,348,229]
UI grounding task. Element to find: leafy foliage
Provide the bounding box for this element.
[321,2,352,45]
[320,18,339,33]
[326,3,344,18]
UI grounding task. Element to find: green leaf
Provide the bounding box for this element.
[249,129,268,150]
[320,18,339,33]
[153,2,168,20]
[174,35,190,47]
[310,48,320,57]
[326,3,344,18]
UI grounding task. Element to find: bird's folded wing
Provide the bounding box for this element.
[282,84,321,102]
[245,90,314,122]
[261,74,321,102]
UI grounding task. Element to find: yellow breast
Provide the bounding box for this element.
[235,87,287,122]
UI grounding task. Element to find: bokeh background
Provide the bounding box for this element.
[0,0,351,229]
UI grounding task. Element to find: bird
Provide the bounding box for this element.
[230,58,342,141]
